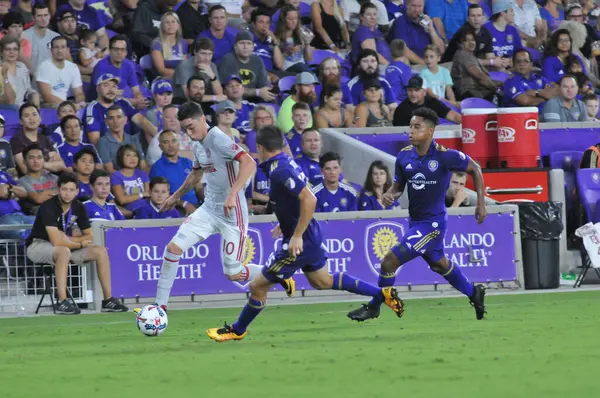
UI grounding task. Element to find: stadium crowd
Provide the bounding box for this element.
[0,0,599,236]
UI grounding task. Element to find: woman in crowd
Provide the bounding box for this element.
[353,79,392,128]
[151,11,188,79]
[145,79,174,133]
[111,144,150,214]
[0,12,32,71]
[314,84,353,128]
[273,4,314,73]
[0,36,38,109]
[540,0,565,32]
[542,29,588,84]
[351,2,390,66]
[310,0,350,53]
[358,160,398,211]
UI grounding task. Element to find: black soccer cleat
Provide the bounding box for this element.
[347,303,381,322]
[469,284,486,320]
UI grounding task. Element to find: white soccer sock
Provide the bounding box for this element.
[155,249,182,307]
[240,263,263,281]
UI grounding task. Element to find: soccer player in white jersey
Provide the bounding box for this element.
[152,102,295,311]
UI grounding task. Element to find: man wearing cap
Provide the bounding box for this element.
[85,73,157,144]
[197,5,238,65]
[56,0,109,50]
[22,4,60,73]
[223,74,256,133]
[347,49,397,113]
[277,72,317,133]
[393,76,461,126]
[482,0,523,61]
[36,36,86,109]
[218,29,275,103]
[55,10,82,66]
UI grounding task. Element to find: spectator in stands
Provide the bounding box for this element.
[0,116,17,176]
[389,0,444,62]
[18,143,58,215]
[46,101,76,146]
[151,12,188,79]
[26,172,129,314]
[149,129,198,211]
[482,1,523,62]
[351,3,390,66]
[173,39,224,103]
[542,75,588,122]
[443,4,503,69]
[36,36,85,109]
[511,0,546,49]
[91,35,147,109]
[214,100,242,144]
[295,128,325,186]
[354,78,393,128]
[0,36,38,109]
[249,9,281,84]
[177,0,209,46]
[73,146,102,200]
[1,11,33,71]
[85,74,157,145]
[183,75,214,121]
[315,57,353,111]
[22,4,59,74]
[133,176,180,219]
[146,104,193,165]
[245,103,278,154]
[57,0,110,49]
[584,93,600,121]
[348,49,397,112]
[110,143,150,212]
[108,0,136,37]
[13,0,33,27]
[503,49,556,109]
[96,104,146,173]
[56,10,82,68]
[11,104,65,175]
[197,5,238,65]
[313,151,357,213]
[286,101,311,156]
[218,30,275,102]
[315,84,353,128]
[271,0,312,32]
[342,0,390,33]
[451,29,502,102]
[446,171,470,207]
[385,39,412,104]
[57,116,101,171]
[145,79,173,133]
[132,0,178,58]
[425,0,468,43]
[566,3,600,63]
[542,29,586,84]
[273,5,313,73]
[358,160,398,210]
[393,76,461,126]
[540,0,565,32]
[78,29,106,78]
[420,45,457,107]
[84,169,125,220]
[277,71,316,132]
[310,0,349,52]
[0,168,33,239]
[223,74,256,133]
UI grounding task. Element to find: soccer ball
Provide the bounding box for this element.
[136,305,168,337]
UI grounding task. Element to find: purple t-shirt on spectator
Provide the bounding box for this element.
[252,33,274,70]
[385,60,414,102]
[539,8,564,32]
[197,27,238,65]
[383,0,406,22]
[542,54,587,83]
[390,13,436,58]
[233,101,256,134]
[483,21,523,58]
[151,38,188,69]
[110,168,150,211]
[503,72,549,111]
[351,25,392,65]
[57,3,105,32]
[91,58,139,99]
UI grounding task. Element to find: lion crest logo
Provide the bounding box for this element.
[364,221,404,276]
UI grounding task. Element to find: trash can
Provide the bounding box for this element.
[514,202,563,289]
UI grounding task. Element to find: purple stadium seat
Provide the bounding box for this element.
[77,107,85,121]
[0,109,19,126]
[576,169,600,222]
[441,99,459,113]
[550,151,584,212]
[526,47,542,64]
[278,76,295,93]
[140,54,153,71]
[489,71,509,83]
[460,97,496,109]
[106,29,117,39]
[40,107,59,126]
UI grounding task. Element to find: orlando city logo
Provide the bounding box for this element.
[230,227,264,290]
[364,221,404,276]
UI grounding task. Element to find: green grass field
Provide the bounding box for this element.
[0,291,599,398]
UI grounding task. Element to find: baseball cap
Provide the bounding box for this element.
[363,78,382,90]
[407,76,425,90]
[225,75,243,85]
[216,100,236,114]
[152,79,173,95]
[235,30,254,44]
[96,73,120,86]
[294,72,320,86]
[57,9,76,22]
[492,0,512,15]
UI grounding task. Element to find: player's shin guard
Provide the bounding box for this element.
[232,298,265,334]
[332,272,382,297]
[240,264,262,281]
[442,262,474,297]
[155,248,182,307]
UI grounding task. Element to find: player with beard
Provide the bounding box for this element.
[315,57,354,112]
[347,49,397,113]
[277,72,318,133]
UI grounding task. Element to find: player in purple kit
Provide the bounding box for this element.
[206,125,405,342]
[348,107,488,322]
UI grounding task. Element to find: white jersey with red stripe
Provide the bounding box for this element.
[192,126,249,224]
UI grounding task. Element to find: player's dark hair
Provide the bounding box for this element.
[116,144,141,169]
[19,103,39,120]
[109,34,128,49]
[58,100,76,116]
[412,107,439,128]
[512,48,532,65]
[256,125,284,151]
[150,176,170,190]
[178,102,204,121]
[186,75,206,89]
[73,146,99,165]
[23,143,42,160]
[319,151,341,168]
[362,160,392,196]
[90,169,110,186]
[58,172,78,188]
[292,101,311,113]
[60,114,81,131]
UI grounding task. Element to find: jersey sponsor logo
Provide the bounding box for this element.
[409,172,437,190]
[497,127,516,143]
[364,221,404,276]
[462,128,476,144]
[201,163,217,173]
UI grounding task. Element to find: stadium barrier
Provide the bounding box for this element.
[89,205,523,312]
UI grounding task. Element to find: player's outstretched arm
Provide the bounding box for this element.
[160,168,204,211]
[466,158,487,224]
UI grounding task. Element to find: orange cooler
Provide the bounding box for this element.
[461,108,498,168]
[496,107,540,168]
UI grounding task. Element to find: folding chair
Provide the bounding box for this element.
[34,264,77,314]
[574,169,600,287]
